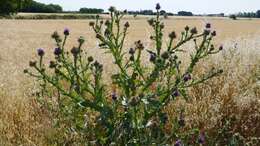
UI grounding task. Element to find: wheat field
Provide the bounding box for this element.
[0,17,260,145]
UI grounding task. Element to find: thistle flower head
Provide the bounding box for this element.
[198,132,206,144]
[51,31,60,39]
[172,89,180,97]
[23,69,29,74]
[89,21,95,26]
[174,140,182,146]
[219,45,223,50]
[149,53,156,62]
[71,47,80,56]
[148,18,155,26]
[108,6,116,12]
[129,48,135,55]
[105,20,110,26]
[29,61,37,67]
[183,73,191,82]
[135,40,144,50]
[156,3,161,10]
[49,61,56,69]
[37,48,45,57]
[64,28,70,36]
[111,91,117,101]
[124,21,130,28]
[205,23,211,29]
[184,25,189,31]
[78,36,85,45]
[161,51,169,59]
[190,27,198,34]
[169,31,177,39]
[87,56,94,62]
[54,47,62,56]
[211,30,216,36]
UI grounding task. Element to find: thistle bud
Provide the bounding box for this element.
[37,48,45,57]
[219,45,223,50]
[184,26,189,31]
[87,56,94,62]
[190,27,198,34]
[169,31,176,39]
[160,23,165,29]
[124,21,130,28]
[129,48,135,55]
[96,33,103,40]
[156,3,161,10]
[206,23,211,29]
[210,44,214,51]
[23,69,28,74]
[108,6,116,12]
[64,28,70,36]
[89,21,95,26]
[130,55,135,61]
[211,30,216,36]
[78,36,85,45]
[105,20,110,26]
[29,61,37,67]
[49,61,56,69]
[51,31,60,39]
[54,47,62,56]
[148,18,155,26]
[71,47,80,56]
[161,51,169,59]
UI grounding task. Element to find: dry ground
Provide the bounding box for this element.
[0,17,259,145]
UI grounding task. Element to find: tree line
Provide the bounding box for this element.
[0,0,62,14]
[236,10,260,18]
[1,0,259,19]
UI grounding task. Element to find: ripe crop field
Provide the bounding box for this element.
[0,16,260,145]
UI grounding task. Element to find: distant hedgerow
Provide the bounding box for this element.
[25,3,223,145]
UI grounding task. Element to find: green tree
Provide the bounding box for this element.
[256,10,260,18]
[0,0,17,15]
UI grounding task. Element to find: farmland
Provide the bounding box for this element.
[0,16,260,145]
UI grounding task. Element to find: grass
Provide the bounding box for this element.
[0,17,259,145]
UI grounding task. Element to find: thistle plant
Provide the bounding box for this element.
[25,3,223,145]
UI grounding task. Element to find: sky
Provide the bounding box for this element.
[35,0,260,14]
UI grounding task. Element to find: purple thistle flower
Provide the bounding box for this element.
[219,45,224,51]
[172,89,180,97]
[149,53,156,62]
[198,132,206,144]
[54,47,62,56]
[183,73,192,82]
[111,92,117,101]
[156,3,161,10]
[174,139,182,146]
[129,48,135,55]
[37,48,45,57]
[64,28,70,36]
[205,23,211,29]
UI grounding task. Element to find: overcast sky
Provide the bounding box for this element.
[35,0,260,14]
